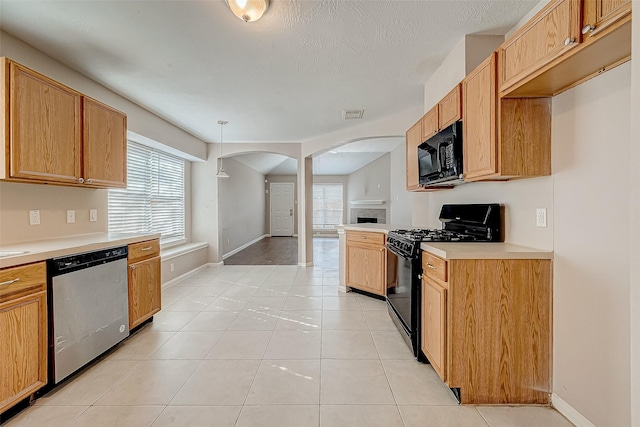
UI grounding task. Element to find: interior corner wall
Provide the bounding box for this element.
[630,7,640,426]
[552,62,631,427]
[347,153,390,211]
[265,175,298,235]
[191,144,221,263]
[389,143,411,226]
[218,157,266,257]
[423,37,466,110]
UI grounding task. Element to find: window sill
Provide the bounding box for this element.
[161,242,208,261]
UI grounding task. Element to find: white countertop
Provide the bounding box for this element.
[421,242,553,260]
[0,232,160,268]
[336,223,410,233]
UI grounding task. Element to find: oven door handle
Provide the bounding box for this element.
[384,244,413,260]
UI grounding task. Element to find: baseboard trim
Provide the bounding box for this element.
[162,264,209,289]
[222,234,268,260]
[298,262,314,267]
[551,393,595,427]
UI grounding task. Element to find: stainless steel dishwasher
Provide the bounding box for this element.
[47,246,129,384]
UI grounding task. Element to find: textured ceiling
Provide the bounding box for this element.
[0,0,538,143]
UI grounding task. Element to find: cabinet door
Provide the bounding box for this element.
[421,106,438,141]
[582,0,631,38]
[346,244,385,296]
[128,256,161,329]
[499,0,581,92]
[405,120,422,190]
[463,54,497,181]
[83,97,127,188]
[9,62,82,184]
[0,291,48,413]
[438,84,462,129]
[421,278,446,382]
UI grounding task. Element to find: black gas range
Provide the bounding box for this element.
[385,204,502,358]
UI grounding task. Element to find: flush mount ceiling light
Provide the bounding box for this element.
[216,120,229,179]
[226,0,269,23]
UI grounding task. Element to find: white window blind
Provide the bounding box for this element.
[313,184,343,230]
[108,142,185,243]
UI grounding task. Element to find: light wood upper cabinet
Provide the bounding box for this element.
[1,57,127,188]
[420,105,438,141]
[463,55,497,181]
[83,97,127,188]
[128,239,162,330]
[463,53,551,182]
[346,231,386,297]
[437,84,461,130]
[406,119,422,191]
[499,0,582,93]
[582,0,631,37]
[0,262,48,413]
[6,61,82,184]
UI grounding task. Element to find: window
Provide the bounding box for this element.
[108,142,185,244]
[313,183,343,230]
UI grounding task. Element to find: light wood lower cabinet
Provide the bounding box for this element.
[128,239,161,329]
[420,251,552,404]
[346,231,386,296]
[0,262,48,413]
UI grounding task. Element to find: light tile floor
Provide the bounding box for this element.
[2,265,575,427]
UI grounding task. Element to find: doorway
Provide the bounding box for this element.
[270,182,294,236]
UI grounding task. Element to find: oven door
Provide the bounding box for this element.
[385,246,417,340]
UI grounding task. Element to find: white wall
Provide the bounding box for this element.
[552,62,631,427]
[218,157,266,257]
[347,154,391,224]
[389,142,412,226]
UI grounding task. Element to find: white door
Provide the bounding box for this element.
[270,182,294,237]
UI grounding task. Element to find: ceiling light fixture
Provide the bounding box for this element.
[226,0,269,23]
[216,120,229,179]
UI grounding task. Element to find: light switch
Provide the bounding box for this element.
[29,210,40,226]
[66,210,76,224]
[90,209,98,222]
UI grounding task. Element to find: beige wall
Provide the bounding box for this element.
[218,157,266,257]
[161,247,208,284]
[414,8,633,424]
[389,142,411,226]
[630,4,639,426]
[266,175,298,235]
[0,31,206,284]
[552,62,630,427]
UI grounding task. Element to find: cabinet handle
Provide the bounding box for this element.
[77,177,84,183]
[426,263,437,270]
[130,265,136,270]
[86,178,93,184]
[141,247,152,251]
[360,236,367,239]
[564,37,576,46]
[418,274,422,280]
[582,24,595,34]
[0,277,20,286]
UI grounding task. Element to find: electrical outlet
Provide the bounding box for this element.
[66,210,76,224]
[29,210,40,226]
[170,263,175,272]
[90,209,98,222]
[536,208,547,228]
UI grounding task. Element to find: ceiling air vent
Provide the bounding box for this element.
[342,109,364,120]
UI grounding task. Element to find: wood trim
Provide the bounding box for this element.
[0,57,9,179]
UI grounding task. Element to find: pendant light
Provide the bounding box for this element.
[226,0,269,23]
[216,120,229,178]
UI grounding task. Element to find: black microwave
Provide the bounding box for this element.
[418,120,463,187]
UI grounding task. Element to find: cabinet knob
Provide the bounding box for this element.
[582,24,595,34]
[86,178,93,184]
[564,37,576,46]
[130,265,136,270]
[77,177,84,183]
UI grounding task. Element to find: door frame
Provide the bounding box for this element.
[270,182,295,237]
